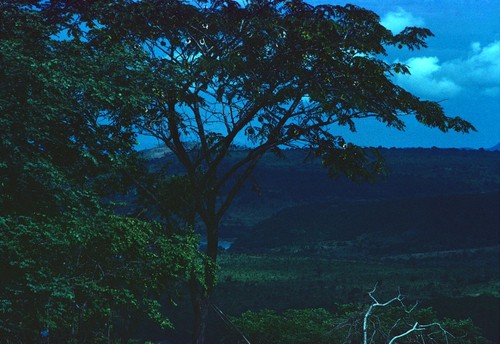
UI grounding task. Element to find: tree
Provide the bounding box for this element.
[0,0,149,215]
[0,211,200,342]
[1,1,201,341]
[97,0,475,342]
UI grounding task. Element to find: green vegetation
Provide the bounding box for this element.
[0,1,198,342]
[211,254,498,343]
[230,306,487,344]
[118,0,474,340]
[0,0,148,216]
[216,254,499,309]
[156,250,497,342]
[0,213,199,342]
[1,0,497,343]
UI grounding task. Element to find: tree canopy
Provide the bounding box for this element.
[117,0,475,234]
[96,1,475,342]
[0,1,200,341]
[231,305,487,344]
[0,0,149,215]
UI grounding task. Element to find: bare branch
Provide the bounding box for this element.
[388,322,454,344]
[364,285,456,344]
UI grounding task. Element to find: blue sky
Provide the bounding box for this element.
[314,0,500,148]
[136,0,499,150]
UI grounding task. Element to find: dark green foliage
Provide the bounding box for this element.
[210,254,498,343]
[0,212,199,342]
[216,255,499,310]
[229,305,488,344]
[136,171,200,232]
[231,308,334,344]
[0,0,149,215]
[0,3,202,342]
[431,295,500,343]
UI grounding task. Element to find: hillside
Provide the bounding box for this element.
[488,142,500,151]
[219,148,499,237]
[232,192,499,257]
[141,147,500,257]
[139,147,500,343]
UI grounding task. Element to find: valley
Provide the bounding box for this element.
[140,147,500,343]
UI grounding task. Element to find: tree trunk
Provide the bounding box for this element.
[190,282,210,344]
[190,217,219,344]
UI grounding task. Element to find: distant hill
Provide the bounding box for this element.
[139,147,500,256]
[216,148,500,233]
[488,142,500,151]
[232,192,500,257]
[139,145,171,160]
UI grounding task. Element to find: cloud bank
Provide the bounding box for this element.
[447,41,500,97]
[394,40,500,99]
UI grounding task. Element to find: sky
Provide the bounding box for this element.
[311,0,500,149]
[137,0,500,150]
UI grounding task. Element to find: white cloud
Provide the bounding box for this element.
[394,56,461,98]
[443,41,500,97]
[406,56,440,76]
[442,40,500,96]
[471,42,481,54]
[381,7,425,33]
[394,40,500,99]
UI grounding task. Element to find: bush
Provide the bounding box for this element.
[0,212,199,342]
[229,303,489,344]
